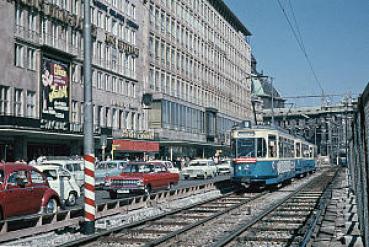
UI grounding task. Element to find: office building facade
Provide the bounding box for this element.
[143,0,252,158]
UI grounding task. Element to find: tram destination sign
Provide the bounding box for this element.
[40,57,70,131]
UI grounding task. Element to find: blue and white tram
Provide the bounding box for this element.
[231,125,316,187]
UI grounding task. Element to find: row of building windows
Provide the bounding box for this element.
[91,6,136,44]
[149,35,248,104]
[149,0,250,77]
[14,44,37,71]
[15,6,137,79]
[93,42,136,79]
[162,100,205,134]
[71,100,142,130]
[149,65,248,117]
[46,0,136,20]
[0,86,36,118]
[161,100,238,136]
[70,64,137,97]
[154,0,249,56]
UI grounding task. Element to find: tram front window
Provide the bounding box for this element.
[237,139,256,157]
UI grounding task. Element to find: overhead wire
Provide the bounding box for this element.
[276,0,326,99]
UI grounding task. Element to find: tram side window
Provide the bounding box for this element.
[278,138,284,158]
[268,135,277,158]
[295,143,301,158]
[302,144,310,158]
[309,147,314,158]
[257,138,267,158]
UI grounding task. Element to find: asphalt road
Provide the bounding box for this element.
[67,174,230,209]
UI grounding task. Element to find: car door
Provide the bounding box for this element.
[5,170,34,216]
[30,169,49,212]
[42,169,60,198]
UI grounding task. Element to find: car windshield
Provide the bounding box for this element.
[0,169,4,183]
[122,164,154,173]
[189,161,207,167]
[96,163,106,170]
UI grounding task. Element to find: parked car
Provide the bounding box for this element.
[34,165,81,206]
[0,163,61,220]
[181,159,217,179]
[96,160,127,188]
[216,160,232,175]
[150,160,180,173]
[104,162,180,199]
[40,160,84,188]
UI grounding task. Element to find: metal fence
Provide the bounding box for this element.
[349,82,369,246]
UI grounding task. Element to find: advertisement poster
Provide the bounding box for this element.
[40,57,70,131]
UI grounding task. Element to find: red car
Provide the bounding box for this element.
[0,163,61,220]
[104,162,180,199]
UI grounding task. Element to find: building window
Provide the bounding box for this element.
[0,86,10,115]
[27,48,36,70]
[26,91,36,118]
[15,44,24,67]
[14,88,23,117]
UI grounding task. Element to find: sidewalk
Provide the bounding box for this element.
[312,168,363,247]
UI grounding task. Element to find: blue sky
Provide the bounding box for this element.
[224,0,369,106]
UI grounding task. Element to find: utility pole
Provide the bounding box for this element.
[82,0,95,235]
[271,77,275,126]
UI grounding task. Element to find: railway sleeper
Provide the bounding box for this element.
[262,217,307,223]
[186,208,221,213]
[251,223,302,231]
[149,220,191,226]
[270,211,311,217]
[168,214,209,219]
[99,236,156,243]
[237,234,295,243]
[277,206,314,211]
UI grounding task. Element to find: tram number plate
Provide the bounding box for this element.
[117,189,130,193]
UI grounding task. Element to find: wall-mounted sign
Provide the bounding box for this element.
[122,130,155,140]
[41,57,69,131]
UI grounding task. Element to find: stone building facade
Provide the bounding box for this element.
[0,0,253,161]
[0,0,143,161]
[143,0,253,158]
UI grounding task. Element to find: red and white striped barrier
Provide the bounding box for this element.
[84,154,96,225]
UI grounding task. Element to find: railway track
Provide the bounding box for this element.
[213,168,339,247]
[60,190,266,247]
[58,170,333,247]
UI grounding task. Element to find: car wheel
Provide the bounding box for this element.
[67,192,77,206]
[45,198,58,214]
[109,191,117,199]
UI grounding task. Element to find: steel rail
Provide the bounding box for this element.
[58,187,253,247]
[211,168,339,247]
[141,191,267,247]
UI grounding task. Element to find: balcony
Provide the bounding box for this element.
[42,33,80,57]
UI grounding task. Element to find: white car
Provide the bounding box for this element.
[35,165,81,206]
[40,160,84,188]
[150,160,180,173]
[216,160,232,175]
[182,159,217,179]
